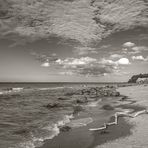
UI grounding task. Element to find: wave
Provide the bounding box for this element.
[10,114,74,148]
[0,87,24,95]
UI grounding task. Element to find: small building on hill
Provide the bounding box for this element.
[136,78,148,84]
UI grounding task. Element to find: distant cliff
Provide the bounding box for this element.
[128,74,148,83]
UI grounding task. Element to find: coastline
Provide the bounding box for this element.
[38,84,148,148]
[96,85,148,148]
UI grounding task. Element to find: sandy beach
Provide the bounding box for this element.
[97,85,148,148]
[37,84,148,148]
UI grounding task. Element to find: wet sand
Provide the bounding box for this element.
[38,85,148,148]
[96,85,148,148]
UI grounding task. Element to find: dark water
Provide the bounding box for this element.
[0,82,126,148]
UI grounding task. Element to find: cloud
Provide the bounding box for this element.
[132,46,148,52]
[101,57,130,66]
[110,54,123,59]
[127,46,148,55]
[99,45,111,49]
[41,62,50,67]
[0,0,148,45]
[132,55,148,61]
[32,53,131,76]
[74,46,97,55]
[56,57,97,68]
[123,42,135,47]
[122,42,148,55]
[55,57,119,76]
[117,58,130,65]
[31,51,58,66]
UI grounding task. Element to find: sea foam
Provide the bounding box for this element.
[10,114,74,148]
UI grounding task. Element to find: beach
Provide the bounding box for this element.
[97,85,148,148]
[39,84,148,148]
[0,83,148,148]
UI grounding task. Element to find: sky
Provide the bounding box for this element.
[0,0,148,82]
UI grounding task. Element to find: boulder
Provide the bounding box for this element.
[76,97,87,103]
[71,95,88,104]
[44,102,62,108]
[120,96,127,101]
[60,126,71,132]
[73,105,84,114]
[111,91,120,97]
[102,104,114,110]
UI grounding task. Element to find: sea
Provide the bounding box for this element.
[0,82,127,148]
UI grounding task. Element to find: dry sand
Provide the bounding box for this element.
[96,85,148,148]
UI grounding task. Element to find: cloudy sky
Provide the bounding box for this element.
[0,0,148,82]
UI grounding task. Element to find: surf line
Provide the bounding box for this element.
[89,110,148,131]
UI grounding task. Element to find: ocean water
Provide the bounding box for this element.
[0,82,125,148]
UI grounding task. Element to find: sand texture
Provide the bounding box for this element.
[97,85,148,148]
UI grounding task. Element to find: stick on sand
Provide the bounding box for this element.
[89,110,148,131]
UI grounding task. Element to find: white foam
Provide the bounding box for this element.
[0,91,3,95]
[10,114,74,148]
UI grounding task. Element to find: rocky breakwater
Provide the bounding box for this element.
[44,86,120,110]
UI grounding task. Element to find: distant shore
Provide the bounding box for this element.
[38,84,148,148]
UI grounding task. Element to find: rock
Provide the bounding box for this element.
[111,91,120,97]
[102,104,114,110]
[120,96,127,101]
[60,126,71,132]
[14,129,29,135]
[71,95,88,104]
[44,102,62,108]
[58,97,69,100]
[73,105,84,114]
[76,97,87,103]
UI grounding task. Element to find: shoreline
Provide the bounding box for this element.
[38,85,147,148]
[96,85,148,148]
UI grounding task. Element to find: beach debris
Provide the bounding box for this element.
[89,110,148,132]
[133,109,148,117]
[89,123,107,131]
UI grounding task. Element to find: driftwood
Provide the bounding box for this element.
[89,123,107,131]
[89,110,148,131]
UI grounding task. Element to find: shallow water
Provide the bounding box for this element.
[0,82,126,148]
[0,89,75,148]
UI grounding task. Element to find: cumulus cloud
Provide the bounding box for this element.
[126,46,148,55]
[110,54,123,59]
[59,57,130,77]
[0,0,148,45]
[55,57,120,76]
[101,57,130,66]
[117,58,130,65]
[31,51,58,66]
[56,57,97,68]
[41,61,50,67]
[132,46,148,52]
[123,42,135,47]
[122,41,148,55]
[74,46,97,55]
[132,55,148,61]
